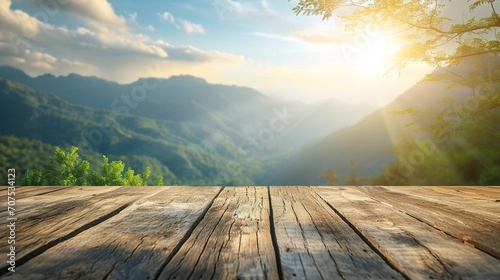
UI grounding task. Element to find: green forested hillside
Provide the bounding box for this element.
[0,78,256,185]
[374,110,500,185]
[0,66,379,186]
[4,64,497,187]
[0,66,375,149]
[0,136,56,184]
[0,65,283,143]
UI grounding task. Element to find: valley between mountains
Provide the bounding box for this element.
[1,62,499,186]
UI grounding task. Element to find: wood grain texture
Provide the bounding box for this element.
[2,186,221,280]
[383,186,500,223]
[0,186,72,202]
[314,186,500,279]
[0,187,121,220]
[158,187,279,280]
[271,186,402,279]
[0,186,161,274]
[433,186,500,201]
[436,186,500,197]
[357,186,500,258]
[1,186,499,280]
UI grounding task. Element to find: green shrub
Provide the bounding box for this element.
[23,146,162,186]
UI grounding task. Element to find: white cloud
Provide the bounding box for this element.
[183,20,205,34]
[0,0,246,83]
[36,0,128,32]
[77,27,95,36]
[0,46,94,75]
[159,10,205,34]
[212,0,278,21]
[290,27,345,44]
[30,50,57,64]
[128,12,137,23]
[159,11,176,24]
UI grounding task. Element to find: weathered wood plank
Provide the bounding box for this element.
[2,186,499,279]
[271,186,402,279]
[2,186,221,280]
[357,186,500,258]
[434,186,500,200]
[0,186,121,220]
[314,186,500,279]
[383,186,500,223]
[0,186,161,274]
[0,186,72,202]
[158,187,279,280]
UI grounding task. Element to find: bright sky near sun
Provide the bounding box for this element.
[0,0,436,106]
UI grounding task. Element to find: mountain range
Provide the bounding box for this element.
[0,66,375,184]
[2,59,497,185]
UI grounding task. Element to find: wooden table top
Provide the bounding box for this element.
[0,186,499,279]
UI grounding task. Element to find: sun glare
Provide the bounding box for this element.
[354,38,400,73]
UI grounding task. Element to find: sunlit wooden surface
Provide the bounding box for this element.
[1,186,499,279]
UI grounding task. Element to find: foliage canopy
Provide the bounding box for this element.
[290,0,500,127]
[291,0,499,70]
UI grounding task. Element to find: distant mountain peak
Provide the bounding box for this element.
[38,73,56,79]
[0,65,30,80]
[167,75,207,83]
[66,73,82,78]
[133,74,208,86]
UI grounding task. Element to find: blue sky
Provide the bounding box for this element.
[0,0,438,105]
